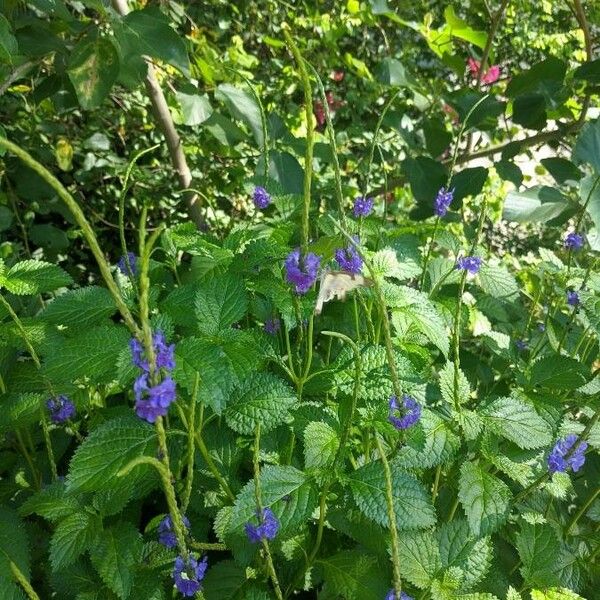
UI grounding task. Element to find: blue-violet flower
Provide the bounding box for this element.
[434,187,454,217]
[456,256,482,274]
[564,232,584,250]
[388,395,421,430]
[353,196,374,218]
[548,434,588,474]
[130,331,175,373]
[285,249,321,294]
[117,252,137,277]
[567,290,580,307]
[245,507,280,543]
[335,240,363,274]
[264,318,281,336]
[515,339,528,351]
[172,555,208,597]
[386,591,414,600]
[158,514,190,549]
[46,395,76,424]
[253,186,271,210]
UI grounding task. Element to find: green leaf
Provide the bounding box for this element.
[580,174,600,231]
[438,519,492,591]
[117,8,190,75]
[530,355,589,390]
[506,57,567,100]
[495,160,523,188]
[224,372,297,435]
[443,6,486,48]
[257,151,304,195]
[303,421,339,470]
[347,460,436,530]
[573,118,600,174]
[195,273,248,335]
[216,83,264,146]
[512,93,547,130]
[0,15,18,64]
[458,461,511,536]
[439,361,470,406]
[40,286,116,328]
[202,560,246,600]
[19,480,80,522]
[530,590,586,600]
[318,550,389,600]
[376,57,413,87]
[503,186,571,223]
[0,507,31,584]
[68,34,119,109]
[176,90,213,126]
[574,59,600,83]
[0,259,72,295]
[228,465,317,535]
[402,156,447,207]
[67,416,157,493]
[398,530,441,589]
[43,325,130,385]
[516,521,560,588]
[449,167,489,205]
[541,158,582,185]
[50,512,101,570]
[482,396,552,450]
[89,523,143,599]
[477,263,519,300]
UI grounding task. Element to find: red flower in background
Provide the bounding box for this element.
[467,57,501,84]
[314,91,344,128]
[330,69,345,81]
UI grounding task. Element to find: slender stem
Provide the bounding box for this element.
[181,373,199,513]
[565,486,600,535]
[189,541,227,551]
[15,430,40,490]
[452,272,468,410]
[431,464,442,504]
[40,409,58,481]
[0,137,141,336]
[0,294,40,368]
[194,432,236,501]
[374,435,402,598]
[419,217,440,291]
[477,0,510,84]
[9,559,40,600]
[283,28,314,251]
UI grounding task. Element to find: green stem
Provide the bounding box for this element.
[181,373,200,513]
[9,559,40,600]
[194,431,236,502]
[452,272,468,410]
[565,486,600,535]
[374,435,402,598]
[0,136,140,337]
[419,217,440,291]
[283,29,314,251]
[15,429,40,490]
[40,409,58,481]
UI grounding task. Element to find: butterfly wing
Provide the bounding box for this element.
[314,271,371,315]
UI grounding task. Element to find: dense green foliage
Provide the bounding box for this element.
[0,1,599,599]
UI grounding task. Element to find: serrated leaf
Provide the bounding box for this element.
[477,263,519,300]
[40,286,116,328]
[439,361,470,406]
[530,589,586,600]
[530,355,589,390]
[228,465,318,536]
[224,372,297,435]
[347,460,436,530]
[438,519,492,591]
[458,462,511,536]
[50,512,101,570]
[516,521,560,588]
[0,507,30,582]
[19,480,81,522]
[89,523,143,599]
[67,416,157,493]
[398,530,441,588]
[195,273,248,335]
[303,421,339,470]
[202,560,246,600]
[0,260,72,295]
[482,396,552,449]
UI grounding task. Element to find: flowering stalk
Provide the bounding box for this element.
[252,424,284,600]
[565,486,600,535]
[0,136,141,337]
[9,560,40,600]
[374,435,403,599]
[181,373,200,513]
[283,28,314,251]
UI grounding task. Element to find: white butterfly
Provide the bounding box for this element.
[314,270,372,315]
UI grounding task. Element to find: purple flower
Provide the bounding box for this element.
[158,515,190,549]
[353,196,374,218]
[388,395,421,430]
[334,239,363,274]
[133,373,176,423]
[264,318,281,335]
[567,290,580,307]
[515,339,528,351]
[244,507,280,543]
[117,252,137,276]
[434,187,454,217]
[285,249,321,294]
[564,232,584,250]
[386,591,414,600]
[253,186,271,210]
[172,555,208,597]
[148,377,177,408]
[548,434,588,474]
[46,395,76,424]
[130,331,175,372]
[456,256,482,274]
